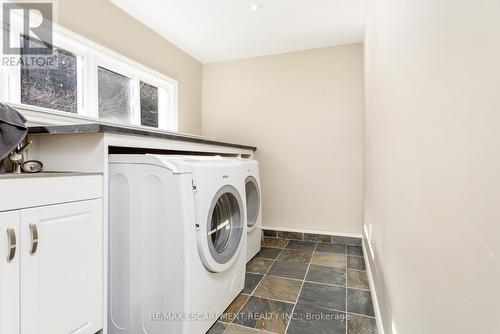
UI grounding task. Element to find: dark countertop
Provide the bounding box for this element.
[28,123,257,151]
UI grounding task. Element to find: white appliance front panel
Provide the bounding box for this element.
[108,163,175,334]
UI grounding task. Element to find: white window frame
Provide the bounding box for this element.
[0,6,179,131]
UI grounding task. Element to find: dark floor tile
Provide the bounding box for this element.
[276,249,312,264]
[263,229,277,238]
[246,257,273,274]
[268,261,308,280]
[285,240,316,251]
[262,237,288,249]
[255,247,282,260]
[298,282,346,311]
[347,256,366,270]
[347,246,363,257]
[316,243,347,254]
[234,296,294,334]
[225,324,266,333]
[332,236,362,246]
[254,276,302,302]
[277,231,303,240]
[243,273,263,294]
[304,233,332,243]
[287,303,347,334]
[207,321,227,334]
[347,289,374,317]
[347,270,370,290]
[220,294,250,323]
[311,252,347,269]
[306,264,346,286]
[347,314,378,334]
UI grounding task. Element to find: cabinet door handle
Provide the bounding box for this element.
[29,224,38,255]
[6,228,16,262]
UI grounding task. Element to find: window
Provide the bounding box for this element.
[140,82,159,128]
[20,36,78,113]
[98,67,131,123]
[1,11,178,131]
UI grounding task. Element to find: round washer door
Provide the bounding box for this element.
[245,176,261,232]
[197,185,244,273]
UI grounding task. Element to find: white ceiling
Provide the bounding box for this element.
[111,0,366,63]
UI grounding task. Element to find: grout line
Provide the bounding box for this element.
[262,246,287,250]
[250,294,297,305]
[220,293,252,325]
[224,322,281,334]
[246,270,268,275]
[346,286,371,292]
[265,274,307,283]
[233,244,288,333]
[228,247,284,328]
[299,279,371,292]
[248,271,265,296]
[285,303,351,318]
[347,311,377,320]
[284,241,318,334]
[249,238,369,334]
[292,304,348,316]
[300,278,346,286]
[246,256,275,275]
[248,243,286,297]
[313,250,348,256]
[262,246,285,275]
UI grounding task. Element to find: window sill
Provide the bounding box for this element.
[7,102,178,133]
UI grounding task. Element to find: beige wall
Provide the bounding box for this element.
[55,0,202,134]
[364,0,500,333]
[203,44,364,235]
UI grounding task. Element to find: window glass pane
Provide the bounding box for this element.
[140,81,159,127]
[20,36,78,113]
[98,67,131,123]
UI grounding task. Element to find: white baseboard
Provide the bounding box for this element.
[261,225,363,238]
[362,224,385,334]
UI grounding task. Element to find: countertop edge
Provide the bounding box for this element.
[28,124,258,152]
[0,172,103,179]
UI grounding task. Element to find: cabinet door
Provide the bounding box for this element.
[0,211,20,334]
[20,200,102,334]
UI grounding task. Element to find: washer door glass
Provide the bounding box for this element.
[207,185,244,264]
[245,176,260,228]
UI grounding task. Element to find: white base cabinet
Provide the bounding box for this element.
[0,174,103,334]
[0,211,20,334]
[21,200,102,334]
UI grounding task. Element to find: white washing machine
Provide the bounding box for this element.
[239,159,262,262]
[108,154,247,334]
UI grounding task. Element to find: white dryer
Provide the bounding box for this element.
[239,159,263,262]
[108,154,247,334]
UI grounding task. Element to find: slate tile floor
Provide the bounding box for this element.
[207,236,378,334]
